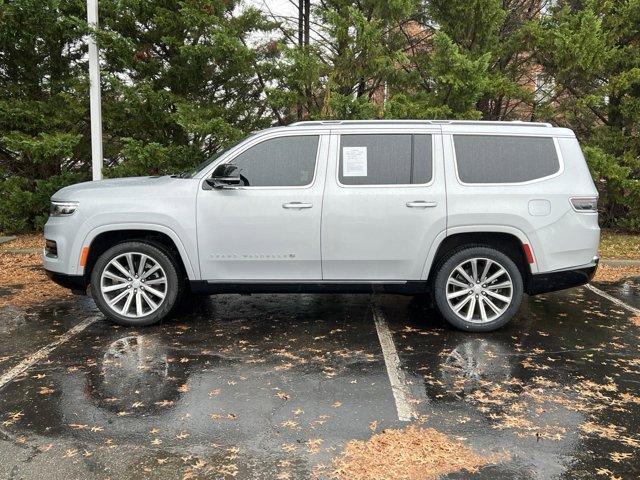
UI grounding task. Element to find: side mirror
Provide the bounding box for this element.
[206,164,242,189]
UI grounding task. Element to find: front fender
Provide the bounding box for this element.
[77,222,199,280]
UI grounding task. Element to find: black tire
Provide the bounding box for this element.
[90,241,182,326]
[432,246,523,332]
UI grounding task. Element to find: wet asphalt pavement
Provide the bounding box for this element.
[0,277,639,480]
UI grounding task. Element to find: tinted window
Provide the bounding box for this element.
[339,134,432,185]
[229,135,319,187]
[454,135,559,184]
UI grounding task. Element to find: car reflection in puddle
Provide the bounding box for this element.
[440,338,512,396]
[90,335,175,413]
[413,336,584,479]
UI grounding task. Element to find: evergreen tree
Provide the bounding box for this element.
[0,0,275,232]
[390,0,549,120]
[97,0,275,177]
[536,0,640,229]
[267,0,418,121]
[0,0,88,231]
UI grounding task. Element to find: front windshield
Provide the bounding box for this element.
[181,134,256,178]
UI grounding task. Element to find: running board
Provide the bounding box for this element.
[189,281,429,295]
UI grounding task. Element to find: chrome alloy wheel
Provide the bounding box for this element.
[100,252,168,318]
[445,257,513,324]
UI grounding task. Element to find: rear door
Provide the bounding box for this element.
[321,127,446,280]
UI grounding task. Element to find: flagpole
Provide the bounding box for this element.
[87,0,103,181]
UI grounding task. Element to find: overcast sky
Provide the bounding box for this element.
[250,0,298,21]
[245,0,318,44]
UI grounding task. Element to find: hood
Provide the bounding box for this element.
[51,176,182,201]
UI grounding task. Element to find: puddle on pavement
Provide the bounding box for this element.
[593,276,640,310]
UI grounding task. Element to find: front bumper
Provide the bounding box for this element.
[527,258,599,295]
[45,270,88,295]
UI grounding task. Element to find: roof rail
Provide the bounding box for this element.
[289,120,553,128]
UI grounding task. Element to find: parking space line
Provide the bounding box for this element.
[585,284,640,316]
[0,317,98,391]
[372,305,418,422]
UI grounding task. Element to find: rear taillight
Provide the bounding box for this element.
[570,197,598,213]
[522,244,535,264]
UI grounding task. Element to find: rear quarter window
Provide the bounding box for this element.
[453,135,560,184]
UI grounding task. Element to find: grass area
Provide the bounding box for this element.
[599,230,640,260]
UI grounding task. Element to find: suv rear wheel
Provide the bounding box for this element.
[433,246,523,332]
[90,241,182,326]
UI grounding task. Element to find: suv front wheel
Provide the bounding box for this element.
[90,241,182,326]
[433,246,523,332]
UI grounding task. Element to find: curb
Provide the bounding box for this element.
[600,259,640,267]
[0,236,17,245]
[0,248,41,254]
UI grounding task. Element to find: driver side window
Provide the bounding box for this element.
[228,135,319,187]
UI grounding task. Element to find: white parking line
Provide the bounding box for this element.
[585,284,640,316]
[0,317,98,391]
[372,305,418,422]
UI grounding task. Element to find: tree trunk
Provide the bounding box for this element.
[298,0,304,47]
[304,0,310,47]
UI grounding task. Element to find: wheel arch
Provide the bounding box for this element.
[81,225,197,281]
[422,227,535,289]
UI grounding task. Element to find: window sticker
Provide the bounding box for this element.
[342,146,367,177]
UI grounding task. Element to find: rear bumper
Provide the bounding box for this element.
[527,258,598,295]
[45,269,88,295]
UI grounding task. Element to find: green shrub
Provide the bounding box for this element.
[0,172,87,234]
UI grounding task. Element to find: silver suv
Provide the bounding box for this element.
[44,120,600,331]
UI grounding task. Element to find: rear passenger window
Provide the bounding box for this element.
[453,135,559,184]
[339,134,432,185]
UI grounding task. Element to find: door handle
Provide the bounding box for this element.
[282,202,313,210]
[406,201,438,208]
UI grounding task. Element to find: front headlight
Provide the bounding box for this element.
[50,201,79,217]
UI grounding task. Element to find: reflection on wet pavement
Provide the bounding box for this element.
[0,279,639,479]
[380,287,640,479]
[0,298,98,373]
[593,276,640,311]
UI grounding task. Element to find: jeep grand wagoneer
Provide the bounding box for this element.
[44,120,600,331]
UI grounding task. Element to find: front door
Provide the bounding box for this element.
[197,132,328,281]
[321,129,446,280]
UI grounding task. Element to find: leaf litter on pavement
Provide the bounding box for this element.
[330,425,503,480]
